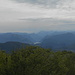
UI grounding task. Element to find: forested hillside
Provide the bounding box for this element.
[0,42,30,53]
[41,32,75,51]
[0,46,75,75]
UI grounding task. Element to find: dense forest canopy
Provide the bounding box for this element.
[0,46,75,75]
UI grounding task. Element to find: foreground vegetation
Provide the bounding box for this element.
[0,46,75,75]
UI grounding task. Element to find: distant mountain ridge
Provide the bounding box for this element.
[0,31,75,51]
[41,32,75,51]
[0,33,33,44]
[0,31,69,44]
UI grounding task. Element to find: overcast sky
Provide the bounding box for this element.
[0,0,75,33]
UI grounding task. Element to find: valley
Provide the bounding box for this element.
[0,31,75,52]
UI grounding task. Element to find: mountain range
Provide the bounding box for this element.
[0,31,75,52]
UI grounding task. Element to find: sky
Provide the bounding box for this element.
[0,0,75,33]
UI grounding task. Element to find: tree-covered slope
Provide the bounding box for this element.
[0,42,30,52]
[41,33,75,51]
[0,46,75,75]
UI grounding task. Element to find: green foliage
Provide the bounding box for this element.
[0,46,75,75]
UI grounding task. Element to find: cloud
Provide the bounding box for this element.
[0,0,49,22]
[1,0,75,21]
[14,0,59,8]
[14,0,75,9]
[0,0,75,32]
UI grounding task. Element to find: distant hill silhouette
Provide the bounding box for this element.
[0,42,30,52]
